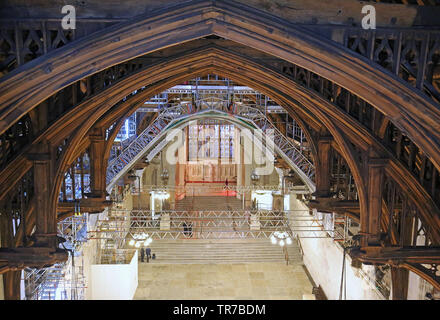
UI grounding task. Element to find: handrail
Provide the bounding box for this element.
[106,99,315,191]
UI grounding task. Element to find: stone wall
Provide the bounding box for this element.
[289,196,384,300]
[288,196,435,300]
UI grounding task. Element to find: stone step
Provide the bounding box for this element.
[140,239,302,264]
[145,256,301,260]
[147,253,302,257]
[147,251,299,254]
[147,246,300,251]
[147,244,298,247]
[146,246,300,250]
[143,238,278,243]
[147,253,301,258]
[147,241,299,246]
[146,257,303,264]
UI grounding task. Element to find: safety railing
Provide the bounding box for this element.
[106,98,315,192]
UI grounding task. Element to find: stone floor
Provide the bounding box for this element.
[134,262,314,300]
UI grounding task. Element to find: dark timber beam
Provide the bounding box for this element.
[57,198,112,219]
[0,142,68,273]
[314,137,332,198]
[0,0,439,178]
[389,198,414,300]
[89,128,107,200]
[391,267,410,300]
[351,246,440,265]
[1,0,433,27]
[1,45,438,247]
[27,142,56,247]
[3,270,21,300]
[365,158,388,247]
[308,199,360,214]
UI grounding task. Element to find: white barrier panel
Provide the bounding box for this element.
[90,250,138,300]
[289,197,384,300]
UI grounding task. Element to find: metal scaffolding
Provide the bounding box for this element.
[105,97,315,192]
[88,208,345,241]
[22,214,88,300]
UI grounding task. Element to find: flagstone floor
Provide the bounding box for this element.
[133,262,314,300]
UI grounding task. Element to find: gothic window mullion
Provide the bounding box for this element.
[393,31,403,76]
[395,131,403,161]
[416,33,430,90]
[80,156,85,199]
[13,22,23,66]
[399,197,408,246]
[432,168,438,204]
[388,179,396,243]
[345,91,351,115]
[70,165,76,201]
[411,211,419,248]
[335,150,341,196]
[19,182,25,243]
[61,179,66,202]
[420,154,427,185]
[408,142,417,173]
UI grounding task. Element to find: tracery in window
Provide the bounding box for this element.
[188,120,234,160]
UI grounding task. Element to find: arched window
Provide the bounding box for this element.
[188,120,234,160]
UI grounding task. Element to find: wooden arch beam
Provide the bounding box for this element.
[48,51,367,247]
[402,262,440,291]
[0,0,439,173]
[328,108,440,243]
[90,89,321,178]
[2,44,437,286]
[69,48,440,243]
[1,45,438,244]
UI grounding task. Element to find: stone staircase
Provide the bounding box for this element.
[145,239,303,264]
[175,196,243,211]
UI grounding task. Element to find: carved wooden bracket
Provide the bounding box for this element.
[349,246,440,265]
[0,246,68,273]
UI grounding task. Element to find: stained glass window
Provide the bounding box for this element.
[188,120,234,160]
